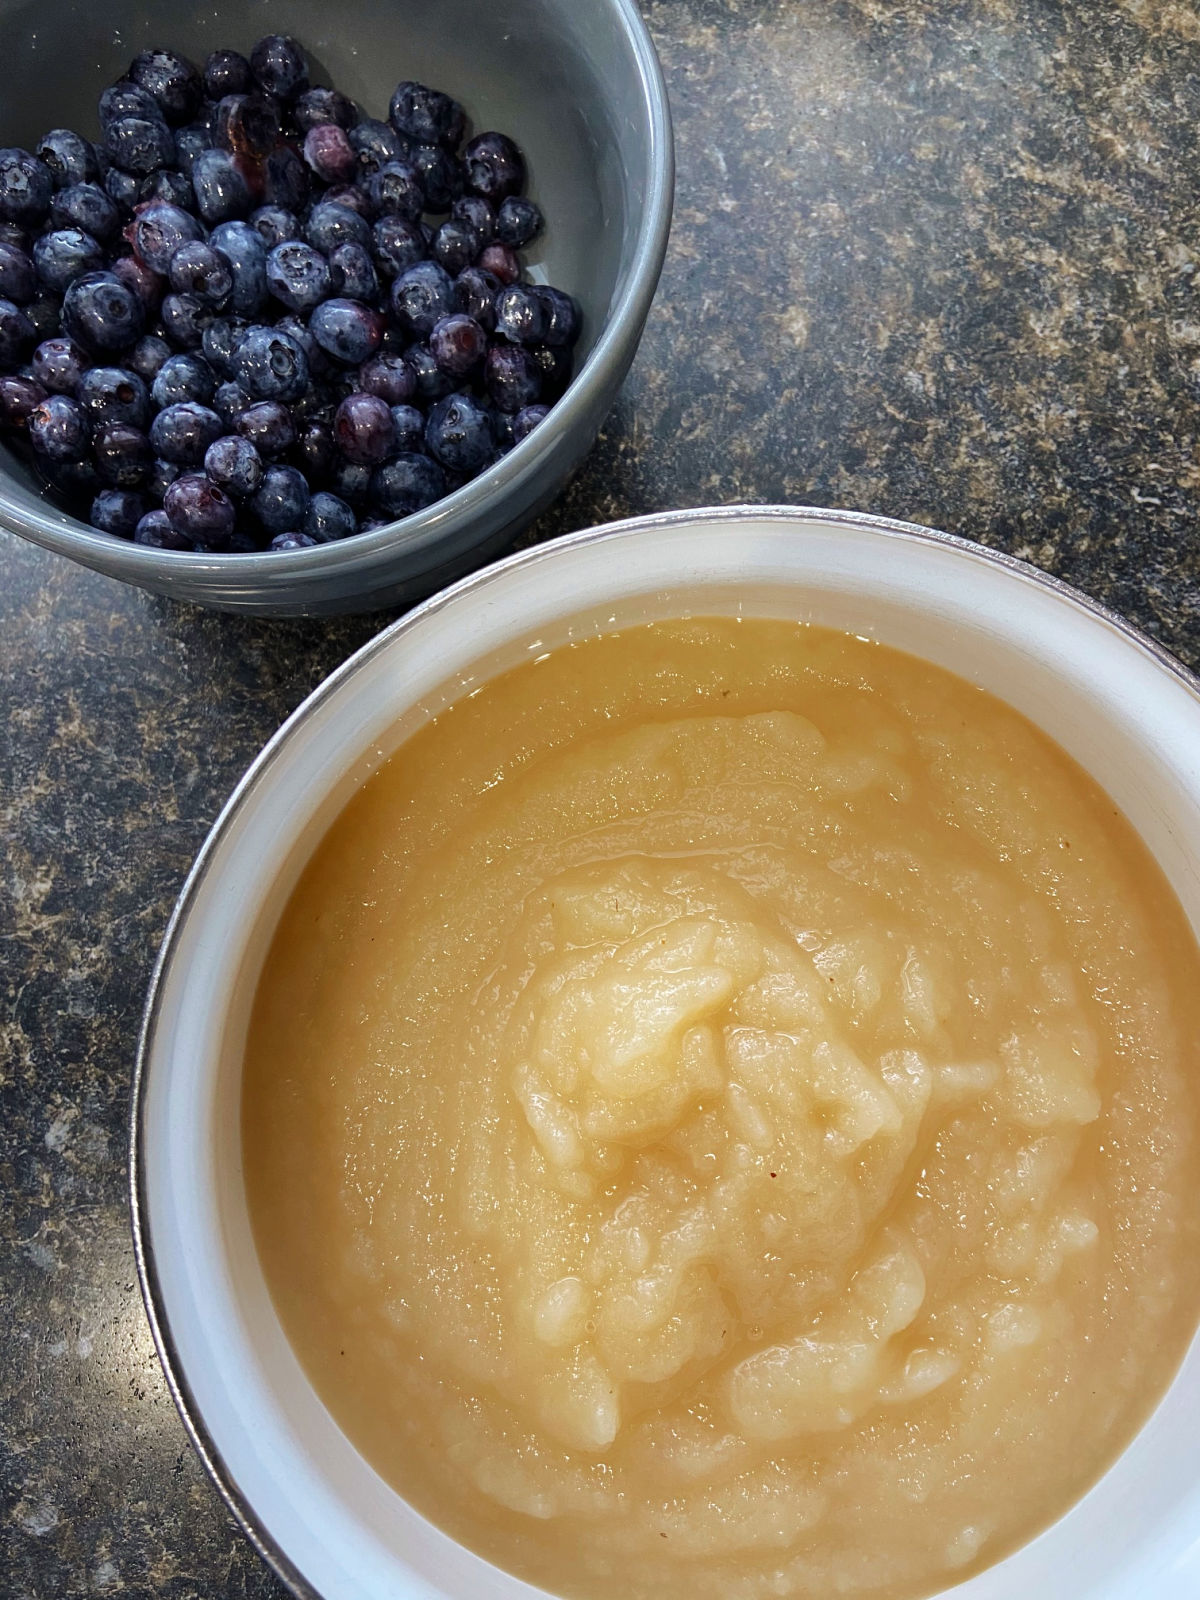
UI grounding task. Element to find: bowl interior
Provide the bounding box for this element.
[138,510,1200,1600]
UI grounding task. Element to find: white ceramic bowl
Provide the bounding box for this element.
[132,506,1200,1600]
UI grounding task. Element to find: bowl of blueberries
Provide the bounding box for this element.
[0,0,672,614]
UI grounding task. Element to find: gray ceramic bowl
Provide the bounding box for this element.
[0,0,673,615]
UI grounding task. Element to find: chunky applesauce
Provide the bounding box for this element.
[243,618,1200,1600]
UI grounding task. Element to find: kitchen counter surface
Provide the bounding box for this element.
[4,1,1200,1594]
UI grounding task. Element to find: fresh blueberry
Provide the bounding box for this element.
[265,240,331,315]
[49,182,119,241]
[388,402,424,452]
[33,229,105,294]
[0,220,29,251]
[201,316,250,378]
[129,49,203,125]
[192,148,253,224]
[92,420,153,487]
[269,530,318,549]
[305,201,371,255]
[366,161,424,222]
[494,196,543,248]
[451,195,495,243]
[99,82,165,131]
[491,406,516,451]
[453,265,501,330]
[0,148,54,222]
[150,401,224,464]
[127,333,174,384]
[0,373,46,428]
[463,132,525,203]
[147,456,181,499]
[105,117,176,176]
[429,312,486,375]
[204,433,264,496]
[174,122,215,177]
[271,313,324,374]
[161,292,217,349]
[135,507,192,548]
[0,241,35,303]
[431,219,480,276]
[62,271,145,353]
[214,94,281,160]
[388,82,464,150]
[333,391,393,464]
[329,457,372,505]
[213,379,253,425]
[403,339,454,401]
[250,205,298,249]
[302,489,356,541]
[287,417,333,483]
[357,352,415,405]
[236,399,295,456]
[294,86,359,133]
[476,241,520,284]
[303,123,357,186]
[371,216,427,281]
[328,241,379,303]
[31,336,87,394]
[494,284,548,345]
[37,130,98,190]
[537,285,581,347]
[250,35,309,100]
[204,50,253,101]
[209,221,268,318]
[132,203,203,273]
[235,324,309,402]
[77,366,149,429]
[147,169,196,210]
[512,403,550,443]
[484,342,542,412]
[89,487,146,536]
[152,352,217,408]
[262,143,310,212]
[113,255,166,314]
[530,340,572,400]
[370,451,446,517]
[424,391,493,473]
[348,118,405,178]
[250,462,310,530]
[169,241,233,306]
[411,144,459,212]
[104,165,145,211]
[23,293,61,342]
[163,472,235,546]
[389,260,454,339]
[310,298,384,366]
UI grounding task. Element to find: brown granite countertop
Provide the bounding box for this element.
[4,1,1200,1594]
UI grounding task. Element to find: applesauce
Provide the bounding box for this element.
[243,617,1200,1600]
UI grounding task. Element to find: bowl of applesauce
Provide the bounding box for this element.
[132,505,1200,1600]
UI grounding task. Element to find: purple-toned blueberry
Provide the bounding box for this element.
[89,487,146,536]
[0,373,45,428]
[31,336,87,395]
[333,391,393,464]
[213,379,253,425]
[236,399,295,456]
[49,182,119,241]
[357,352,414,405]
[250,205,299,249]
[494,284,548,345]
[494,196,543,249]
[366,160,424,222]
[135,507,192,548]
[77,366,149,429]
[209,221,268,318]
[463,132,525,203]
[530,341,572,401]
[164,472,235,546]
[167,241,233,308]
[162,291,217,349]
[477,242,520,284]
[127,333,174,384]
[453,265,501,330]
[429,313,486,376]
[305,201,371,255]
[272,313,324,373]
[262,142,310,212]
[235,324,309,402]
[152,352,217,408]
[303,123,356,185]
[328,241,378,304]
[411,144,459,212]
[144,168,196,209]
[424,391,494,474]
[389,402,424,452]
[484,342,542,412]
[491,407,516,451]
[432,219,480,277]
[250,462,310,531]
[370,451,446,517]
[250,35,309,101]
[0,242,35,303]
[201,316,250,379]
[132,203,203,273]
[291,417,335,481]
[329,458,372,506]
[512,403,550,443]
[150,401,224,464]
[371,216,427,281]
[0,148,54,222]
[204,433,264,496]
[323,183,372,218]
[537,286,581,348]
[105,117,176,176]
[92,421,153,487]
[310,298,385,366]
[192,148,253,224]
[129,49,202,125]
[147,457,181,499]
[348,119,405,178]
[265,240,331,315]
[269,530,318,550]
[388,82,464,150]
[389,260,454,339]
[451,195,495,244]
[294,86,359,133]
[33,229,105,294]
[62,271,145,353]
[112,254,166,314]
[104,165,145,211]
[24,294,61,342]
[37,130,99,190]
[204,50,253,100]
[99,82,165,131]
[214,94,280,160]
[403,340,454,402]
[301,490,356,541]
[174,121,215,177]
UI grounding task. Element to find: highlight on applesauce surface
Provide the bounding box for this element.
[243,617,1200,1600]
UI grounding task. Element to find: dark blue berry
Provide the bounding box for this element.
[37,130,98,189]
[112,255,165,313]
[127,333,173,384]
[537,286,581,348]
[310,298,384,366]
[23,293,61,341]
[33,229,105,294]
[334,391,393,464]
[424,391,493,474]
[236,324,309,401]
[530,340,572,400]
[106,118,176,176]
[429,313,486,375]
[104,166,145,211]
[301,490,356,541]
[495,196,543,248]
[0,242,34,303]
[150,401,224,464]
[209,221,268,318]
[32,336,87,394]
[144,169,195,210]
[62,271,145,353]
[262,143,310,212]
[348,119,405,178]
[265,240,331,314]
[411,144,459,212]
[303,123,357,185]
[204,433,264,496]
[451,196,495,243]
[269,530,318,550]
[272,313,325,373]
[77,366,149,429]
[404,340,454,401]
[93,421,152,487]
[147,456,181,499]
[192,149,253,224]
[236,399,295,456]
[201,316,250,378]
[99,83,165,131]
[371,216,427,281]
[453,266,501,330]
[357,353,414,405]
[328,241,379,303]
[135,507,192,548]
[250,205,298,249]
[389,403,424,452]
[169,241,233,305]
[305,201,371,255]
[129,49,202,125]
[0,373,45,428]
[463,132,525,203]
[89,487,145,535]
[164,472,235,546]
[49,182,119,241]
[388,82,464,150]
[494,284,547,345]
[432,219,479,276]
[152,352,217,408]
[370,451,446,517]
[213,379,253,424]
[484,342,541,412]
[132,203,203,273]
[328,457,372,505]
[161,292,217,349]
[214,94,280,160]
[204,50,253,101]
[250,462,310,530]
[251,35,309,100]
[367,161,424,222]
[174,122,215,177]
[512,403,550,443]
[294,86,359,133]
[0,148,54,222]
[389,260,453,339]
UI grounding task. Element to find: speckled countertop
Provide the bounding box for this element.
[4,0,1200,1593]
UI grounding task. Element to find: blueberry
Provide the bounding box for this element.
[132,203,204,274]
[357,352,415,405]
[135,507,192,548]
[424,391,493,474]
[302,490,356,541]
[451,195,495,243]
[92,421,153,487]
[348,118,405,178]
[209,221,268,317]
[214,94,281,160]
[24,293,62,342]
[174,122,215,177]
[127,333,174,384]
[169,241,234,306]
[371,216,427,281]
[62,271,145,353]
[235,324,309,401]
[0,373,46,428]
[265,240,331,315]
[272,313,324,374]
[112,255,166,313]
[147,456,181,499]
[31,336,88,394]
[491,406,516,451]
[370,451,446,517]
[78,366,149,429]
[0,148,54,222]
[144,169,196,209]
[328,241,379,303]
[303,124,357,186]
[99,83,165,131]
[236,399,295,456]
[388,402,424,452]
[388,82,464,151]
[494,284,548,345]
[204,50,253,101]
[250,462,310,531]
[305,201,371,255]
[164,472,235,546]
[403,339,454,402]
[0,242,35,303]
[250,35,308,100]
[463,132,525,203]
[389,260,454,339]
[162,292,217,350]
[477,242,520,285]
[37,130,99,190]
[432,218,480,276]
[310,298,385,366]
[106,118,176,176]
[49,182,119,241]
[411,144,459,212]
[104,165,145,211]
[366,160,424,222]
[333,391,393,464]
[512,403,549,443]
[329,457,372,506]
[290,417,334,481]
[89,487,146,536]
[192,149,253,224]
[33,229,105,294]
[484,342,542,412]
[204,433,264,496]
[0,220,29,251]
[262,143,310,212]
[152,352,217,408]
[294,86,359,133]
[269,530,318,549]
[530,340,572,401]
[453,266,501,330]
[148,400,222,466]
[129,49,202,125]
[201,316,250,379]
[537,286,581,348]
[429,313,486,376]
[495,196,543,248]
[213,380,253,425]
[250,205,299,249]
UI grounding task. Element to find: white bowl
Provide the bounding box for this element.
[132,506,1200,1600]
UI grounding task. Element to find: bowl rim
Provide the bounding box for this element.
[130,501,1200,1600]
[0,0,675,589]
